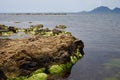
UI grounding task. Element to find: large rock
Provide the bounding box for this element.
[0,33,84,80]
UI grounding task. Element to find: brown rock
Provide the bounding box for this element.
[0,34,84,79]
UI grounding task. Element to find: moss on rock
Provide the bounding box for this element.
[70,48,83,64]
[7,76,27,80]
[55,25,67,29]
[70,56,78,64]
[25,73,47,80]
[31,68,46,75]
[48,65,64,75]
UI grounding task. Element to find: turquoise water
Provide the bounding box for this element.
[0,13,120,80]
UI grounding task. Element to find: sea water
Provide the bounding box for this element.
[0,13,120,80]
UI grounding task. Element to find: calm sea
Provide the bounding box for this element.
[0,13,120,80]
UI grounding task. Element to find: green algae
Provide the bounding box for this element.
[76,49,82,58]
[103,77,118,80]
[48,65,64,74]
[55,25,67,29]
[65,62,73,70]
[0,24,71,37]
[25,73,47,80]
[7,68,47,80]
[70,56,78,64]
[0,31,13,36]
[104,58,120,69]
[26,62,72,79]
[48,62,73,76]
[7,62,73,80]
[31,68,46,75]
[48,48,83,76]
[50,62,72,74]
[70,48,83,64]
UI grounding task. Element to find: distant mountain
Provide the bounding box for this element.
[78,6,120,14]
[113,7,120,13]
[90,6,112,13]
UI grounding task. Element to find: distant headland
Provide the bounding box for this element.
[78,6,120,14]
[0,13,67,15]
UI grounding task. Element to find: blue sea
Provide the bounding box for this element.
[0,13,120,80]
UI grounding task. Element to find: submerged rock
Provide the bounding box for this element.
[0,25,84,80]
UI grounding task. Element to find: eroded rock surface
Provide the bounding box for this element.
[0,26,84,80]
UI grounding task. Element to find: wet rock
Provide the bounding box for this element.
[0,34,84,80]
[8,26,17,33]
[52,29,62,35]
[0,25,18,36]
[0,24,8,30]
[35,28,52,36]
[23,24,44,35]
[0,24,84,80]
[30,24,43,31]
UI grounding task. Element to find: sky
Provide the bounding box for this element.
[0,0,120,13]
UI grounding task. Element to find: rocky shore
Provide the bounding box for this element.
[0,24,84,80]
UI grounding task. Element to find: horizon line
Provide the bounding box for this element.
[0,6,120,13]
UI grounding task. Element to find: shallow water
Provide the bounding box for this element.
[0,13,120,80]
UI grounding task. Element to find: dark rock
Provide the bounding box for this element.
[8,26,17,33]
[0,70,7,80]
[52,29,62,35]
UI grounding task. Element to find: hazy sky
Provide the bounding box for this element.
[0,0,120,13]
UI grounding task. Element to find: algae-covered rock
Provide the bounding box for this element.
[31,68,46,75]
[25,73,47,80]
[0,25,84,80]
[0,25,19,36]
[0,24,8,30]
[0,31,13,36]
[48,65,64,75]
[23,24,43,35]
[55,25,67,29]
[48,62,73,77]
[30,24,43,29]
